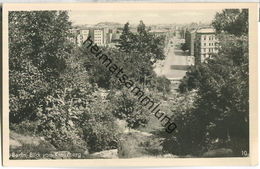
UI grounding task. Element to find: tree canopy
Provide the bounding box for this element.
[9,11,73,123]
[168,9,249,156]
[212,9,248,36]
[117,21,166,63]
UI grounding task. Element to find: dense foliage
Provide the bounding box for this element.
[9,9,248,158]
[162,91,201,155]
[170,9,249,156]
[9,11,119,154]
[117,21,166,62]
[79,21,169,129]
[9,11,170,156]
[212,9,248,36]
[9,11,71,123]
[181,30,191,52]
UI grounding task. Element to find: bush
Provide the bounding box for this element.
[81,100,120,153]
[36,94,87,152]
[10,120,39,136]
[109,89,151,130]
[118,132,145,158]
[118,132,162,158]
[161,91,202,156]
[9,131,56,159]
[9,11,72,124]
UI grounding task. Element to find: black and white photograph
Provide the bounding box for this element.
[2,2,258,167]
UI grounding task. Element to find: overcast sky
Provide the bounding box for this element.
[68,9,222,25]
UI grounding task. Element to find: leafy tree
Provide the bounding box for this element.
[116,22,134,53]
[116,21,167,92]
[212,9,248,36]
[0,8,2,117]
[36,49,119,153]
[180,28,185,39]
[137,20,146,34]
[109,89,151,129]
[185,30,191,51]
[80,44,161,91]
[169,9,249,156]
[9,11,72,123]
[161,91,202,155]
[180,9,248,92]
[174,34,249,156]
[181,43,189,52]
[180,30,191,52]
[152,76,171,95]
[197,34,249,155]
[117,21,166,63]
[9,11,124,155]
[80,98,119,153]
[178,64,202,93]
[35,52,91,151]
[80,21,169,130]
[78,38,170,130]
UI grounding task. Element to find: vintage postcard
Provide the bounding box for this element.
[2,2,258,167]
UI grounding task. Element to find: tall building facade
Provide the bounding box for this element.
[93,29,104,45]
[194,28,218,63]
[69,27,122,47]
[80,29,90,42]
[189,30,196,56]
[68,29,79,45]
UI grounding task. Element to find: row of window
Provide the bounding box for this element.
[81,31,89,34]
[203,42,217,46]
[201,48,217,53]
[95,38,103,41]
[201,53,213,60]
[201,35,216,40]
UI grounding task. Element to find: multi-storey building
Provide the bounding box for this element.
[76,33,83,46]
[80,29,90,42]
[104,28,122,47]
[75,30,88,46]
[69,28,90,46]
[194,28,218,63]
[150,29,168,37]
[93,29,104,45]
[103,28,110,44]
[189,30,196,56]
[68,29,79,45]
[69,27,122,47]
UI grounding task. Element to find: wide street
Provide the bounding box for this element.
[154,37,194,80]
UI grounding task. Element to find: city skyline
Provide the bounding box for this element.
[68,9,222,26]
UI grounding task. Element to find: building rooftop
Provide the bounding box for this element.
[197,28,215,34]
[150,29,168,33]
[190,29,197,34]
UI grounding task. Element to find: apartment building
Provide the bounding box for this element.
[68,28,90,46]
[80,29,90,42]
[150,29,168,37]
[103,28,110,44]
[69,27,123,47]
[68,29,79,45]
[194,28,218,63]
[93,29,104,45]
[189,30,196,56]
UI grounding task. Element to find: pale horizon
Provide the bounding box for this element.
[68,9,223,26]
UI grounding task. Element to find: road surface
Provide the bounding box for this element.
[154,37,193,80]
